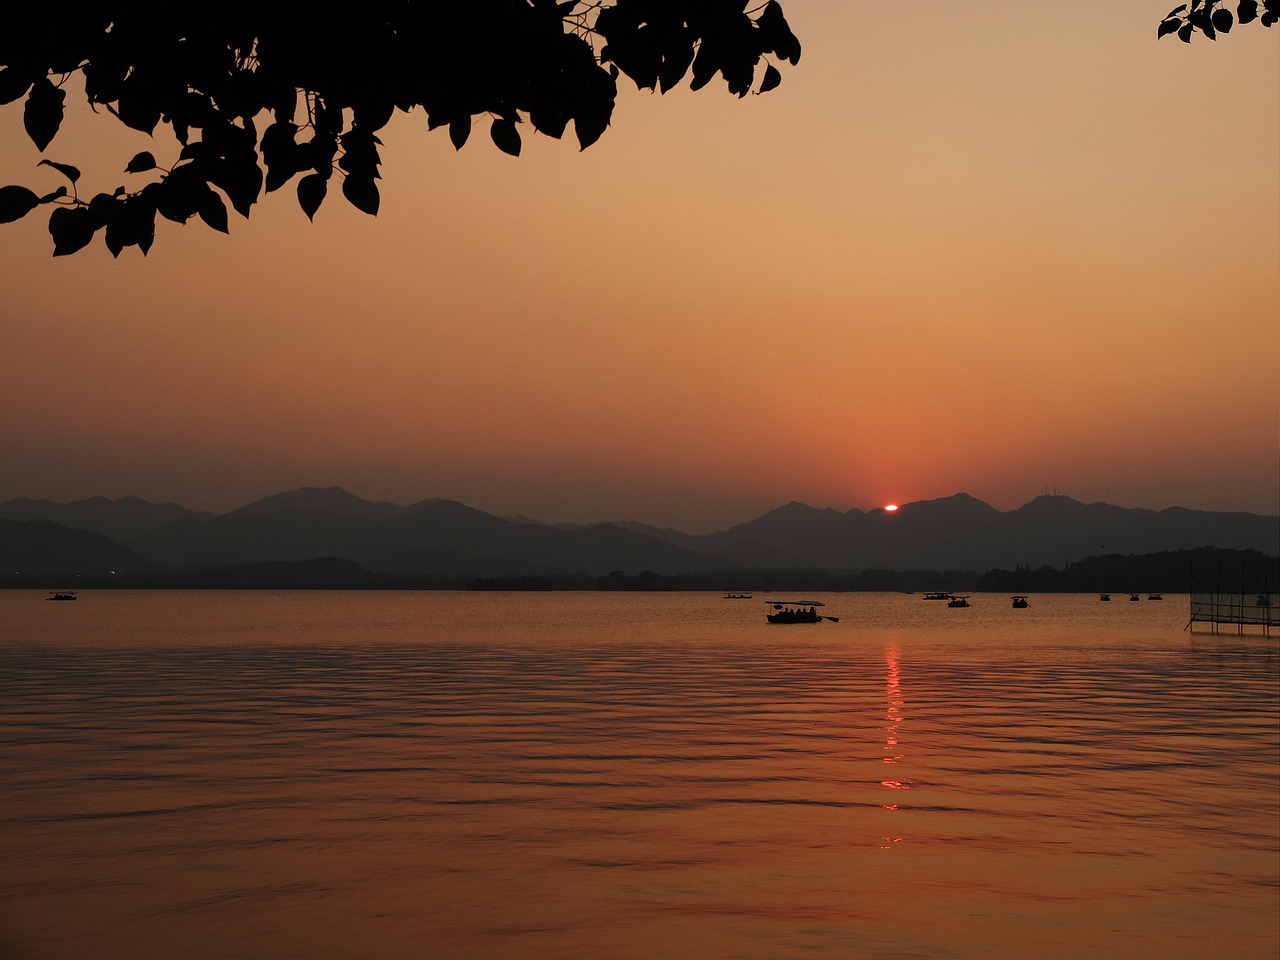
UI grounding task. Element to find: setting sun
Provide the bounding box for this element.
[884,504,899,512]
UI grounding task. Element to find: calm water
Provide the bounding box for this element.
[1,591,1276,960]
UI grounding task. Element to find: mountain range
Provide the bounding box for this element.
[1,486,1276,585]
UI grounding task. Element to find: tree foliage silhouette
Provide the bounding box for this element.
[1158,0,1278,41]
[0,1,801,256]
[1,2,1272,257]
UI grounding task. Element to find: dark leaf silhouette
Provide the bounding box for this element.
[490,117,522,157]
[297,173,327,221]
[48,206,97,256]
[104,197,157,257]
[37,159,81,184]
[449,117,472,150]
[23,78,64,151]
[0,185,40,223]
[261,121,300,192]
[0,66,32,105]
[197,189,229,233]
[760,64,782,93]
[341,175,380,216]
[125,151,157,173]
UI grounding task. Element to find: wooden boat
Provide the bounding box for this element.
[923,592,952,600]
[947,595,970,608]
[45,591,77,601]
[766,600,837,623]
[1099,594,1111,601]
[723,593,753,599]
[1012,595,1029,608]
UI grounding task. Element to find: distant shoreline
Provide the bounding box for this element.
[5,547,1276,596]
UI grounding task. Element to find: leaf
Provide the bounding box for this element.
[449,116,471,150]
[197,190,229,233]
[260,121,299,192]
[490,117,521,157]
[573,68,617,150]
[38,186,68,204]
[114,74,161,135]
[23,78,65,152]
[125,151,158,173]
[208,156,262,218]
[297,173,327,221]
[0,66,33,105]
[1212,7,1234,29]
[1158,17,1183,36]
[0,185,40,223]
[1166,3,1189,13]
[1238,1,1258,24]
[38,159,81,185]
[342,175,380,215]
[48,206,97,256]
[759,64,782,93]
[658,35,696,93]
[1178,22,1195,39]
[153,169,205,223]
[104,197,157,257]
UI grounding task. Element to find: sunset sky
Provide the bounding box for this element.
[1,3,1277,533]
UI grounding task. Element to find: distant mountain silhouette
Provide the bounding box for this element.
[688,493,1277,572]
[229,486,441,519]
[1,487,1275,582]
[0,518,161,580]
[0,495,212,543]
[373,501,724,578]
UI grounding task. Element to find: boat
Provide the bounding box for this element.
[1099,594,1111,601]
[45,591,77,601]
[1147,594,1163,600]
[766,600,836,624]
[1011,595,1029,608]
[723,593,753,599]
[1129,593,1140,601]
[923,592,952,601]
[947,595,970,608]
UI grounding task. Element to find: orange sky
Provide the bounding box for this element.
[1,4,1277,532]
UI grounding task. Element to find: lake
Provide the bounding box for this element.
[1,590,1276,959]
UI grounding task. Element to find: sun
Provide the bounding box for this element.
[884,504,899,512]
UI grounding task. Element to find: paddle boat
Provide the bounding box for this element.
[766,600,837,624]
[1012,595,1029,608]
[947,595,970,608]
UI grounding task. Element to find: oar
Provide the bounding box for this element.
[823,616,840,623]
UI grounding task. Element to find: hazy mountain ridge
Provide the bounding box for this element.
[1,487,1275,582]
[0,518,161,578]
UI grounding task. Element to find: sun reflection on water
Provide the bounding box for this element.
[880,641,913,849]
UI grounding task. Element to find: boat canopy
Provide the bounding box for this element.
[767,600,825,607]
